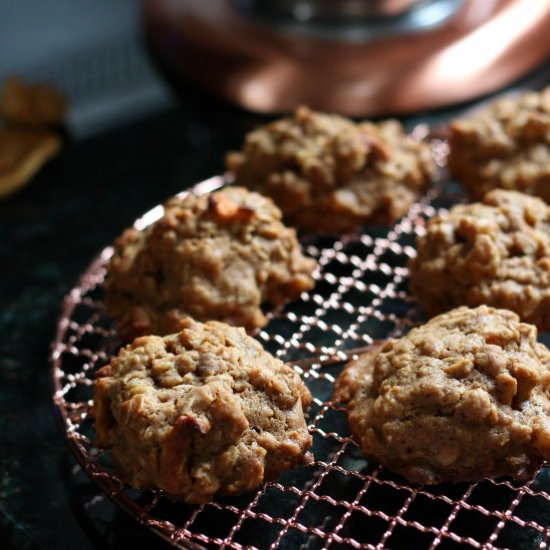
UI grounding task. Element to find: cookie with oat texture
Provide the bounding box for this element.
[335,306,550,484]
[409,189,550,330]
[105,186,316,340]
[226,106,437,233]
[94,318,313,503]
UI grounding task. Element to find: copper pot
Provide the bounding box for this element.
[240,0,430,19]
[143,0,550,116]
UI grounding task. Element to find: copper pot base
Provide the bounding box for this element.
[143,0,550,116]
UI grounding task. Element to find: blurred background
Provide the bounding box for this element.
[0,0,174,138]
[1,1,549,549]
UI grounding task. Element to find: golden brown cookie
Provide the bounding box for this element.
[409,189,550,329]
[226,106,436,233]
[105,186,316,340]
[335,306,550,485]
[448,87,550,200]
[94,318,313,503]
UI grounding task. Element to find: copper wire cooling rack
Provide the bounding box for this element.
[52,170,550,549]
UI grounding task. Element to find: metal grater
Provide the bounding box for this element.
[13,32,173,138]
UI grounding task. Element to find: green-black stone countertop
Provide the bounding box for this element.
[1,66,549,549]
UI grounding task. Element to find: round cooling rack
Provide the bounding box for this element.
[52,170,550,550]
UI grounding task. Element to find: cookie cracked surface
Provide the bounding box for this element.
[448,87,550,200]
[94,319,313,503]
[335,306,550,484]
[409,189,550,329]
[226,106,436,233]
[105,186,316,341]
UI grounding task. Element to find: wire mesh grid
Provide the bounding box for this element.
[52,166,550,550]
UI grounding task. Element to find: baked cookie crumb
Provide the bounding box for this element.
[448,87,550,200]
[105,186,317,340]
[226,106,437,233]
[409,189,550,329]
[335,306,550,484]
[94,318,313,503]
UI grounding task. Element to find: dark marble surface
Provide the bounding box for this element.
[1,64,549,549]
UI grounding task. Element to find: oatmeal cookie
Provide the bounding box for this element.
[335,306,550,484]
[409,189,550,329]
[105,186,316,340]
[448,87,550,200]
[226,106,437,233]
[94,319,313,503]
